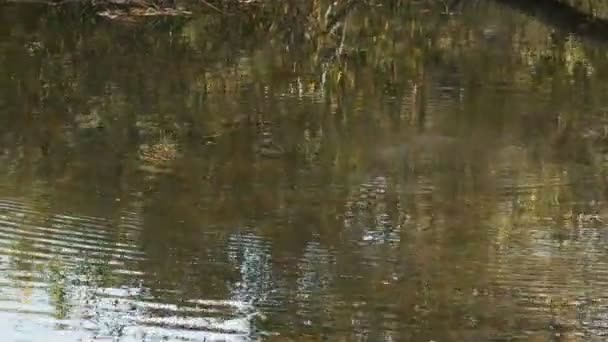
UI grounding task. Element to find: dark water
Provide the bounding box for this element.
[3,0,608,340]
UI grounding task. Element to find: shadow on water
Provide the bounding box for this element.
[4,0,608,340]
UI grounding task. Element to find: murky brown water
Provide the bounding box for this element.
[3,1,608,341]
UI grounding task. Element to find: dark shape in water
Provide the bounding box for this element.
[254,136,285,159]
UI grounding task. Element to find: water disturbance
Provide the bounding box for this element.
[3,0,608,340]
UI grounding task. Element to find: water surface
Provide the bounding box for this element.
[2,1,608,340]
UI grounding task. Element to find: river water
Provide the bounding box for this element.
[2,1,608,341]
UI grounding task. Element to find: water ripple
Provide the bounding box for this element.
[0,198,261,341]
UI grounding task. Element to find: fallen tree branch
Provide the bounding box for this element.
[493,0,608,44]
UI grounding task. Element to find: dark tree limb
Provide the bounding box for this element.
[493,0,608,44]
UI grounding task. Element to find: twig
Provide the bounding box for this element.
[199,0,223,14]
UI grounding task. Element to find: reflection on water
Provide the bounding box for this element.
[0,198,259,341]
[4,0,608,340]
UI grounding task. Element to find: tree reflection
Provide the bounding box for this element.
[3,0,608,340]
